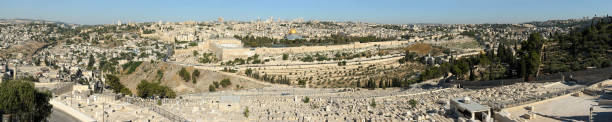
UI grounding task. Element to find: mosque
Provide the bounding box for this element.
[285,28,303,40]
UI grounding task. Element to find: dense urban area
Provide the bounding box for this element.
[1,15,612,122]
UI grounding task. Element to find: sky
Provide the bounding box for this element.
[1,0,611,25]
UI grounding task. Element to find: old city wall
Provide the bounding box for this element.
[254,40,411,55]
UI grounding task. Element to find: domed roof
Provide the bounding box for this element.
[289,28,297,34]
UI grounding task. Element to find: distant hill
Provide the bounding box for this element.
[541,16,612,74]
[523,17,610,28]
[0,19,73,26]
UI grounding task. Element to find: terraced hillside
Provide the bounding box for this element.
[118,61,268,94]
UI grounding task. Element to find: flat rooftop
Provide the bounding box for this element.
[452,97,490,112]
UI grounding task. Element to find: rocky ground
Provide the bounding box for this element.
[145,81,589,121]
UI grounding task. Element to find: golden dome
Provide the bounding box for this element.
[289,28,297,34]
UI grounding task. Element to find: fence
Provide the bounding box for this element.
[124,97,189,122]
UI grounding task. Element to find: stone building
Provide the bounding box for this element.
[209,38,254,61]
[450,97,492,122]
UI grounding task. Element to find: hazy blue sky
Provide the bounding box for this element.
[1,0,611,25]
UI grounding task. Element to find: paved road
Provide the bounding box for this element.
[47,107,81,122]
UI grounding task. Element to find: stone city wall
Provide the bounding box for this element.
[217,48,253,61]
[254,40,411,55]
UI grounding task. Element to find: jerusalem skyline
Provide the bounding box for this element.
[2,0,612,25]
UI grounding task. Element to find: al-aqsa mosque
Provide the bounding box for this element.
[285,28,303,40]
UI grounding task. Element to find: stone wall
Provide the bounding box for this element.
[493,111,521,122]
[455,67,612,89]
[216,48,253,61]
[254,40,411,56]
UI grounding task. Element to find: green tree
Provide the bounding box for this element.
[469,70,476,81]
[301,55,314,62]
[192,69,200,84]
[302,97,310,103]
[409,99,418,108]
[121,61,142,74]
[370,99,377,107]
[136,80,176,98]
[87,54,95,70]
[366,78,377,89]
[526,51,541,76]
[209,85,216,92]
[298,80,306,86]
[245,68,253,76]
[178,67,191,82]
[213,81,220,88]
[104,74,132,95]
[282,53,289,60]
[379,79,385,89]
[220,78,232,88]
[192,50,199,57]
[518,33,544,79]
[0,80,53,121]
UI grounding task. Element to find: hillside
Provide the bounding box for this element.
[118,62,268,95]
[542,17,612,74]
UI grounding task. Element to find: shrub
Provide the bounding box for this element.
[213,81,220,88]
[105,74,131,95]
[337,60,347,66]
[121,61,142,74]
[370,99,377,107]
[298,80,306,86]
[189,42,198,46]
[192,69,200,84]
[243,107,249,118]
[220,78,232,88]
[222,67,237,73]
[409,99,418,108]
[178,67,191,82]
[301,55,314,62]
[245,68,253,76]
[156,69,164,82]
[136,80,176,98]
[302,96,310,103]
[282,53,289,60]
[120,87,132,96]
[209,85,216,92]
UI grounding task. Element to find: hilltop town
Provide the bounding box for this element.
[1,16,611,122]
